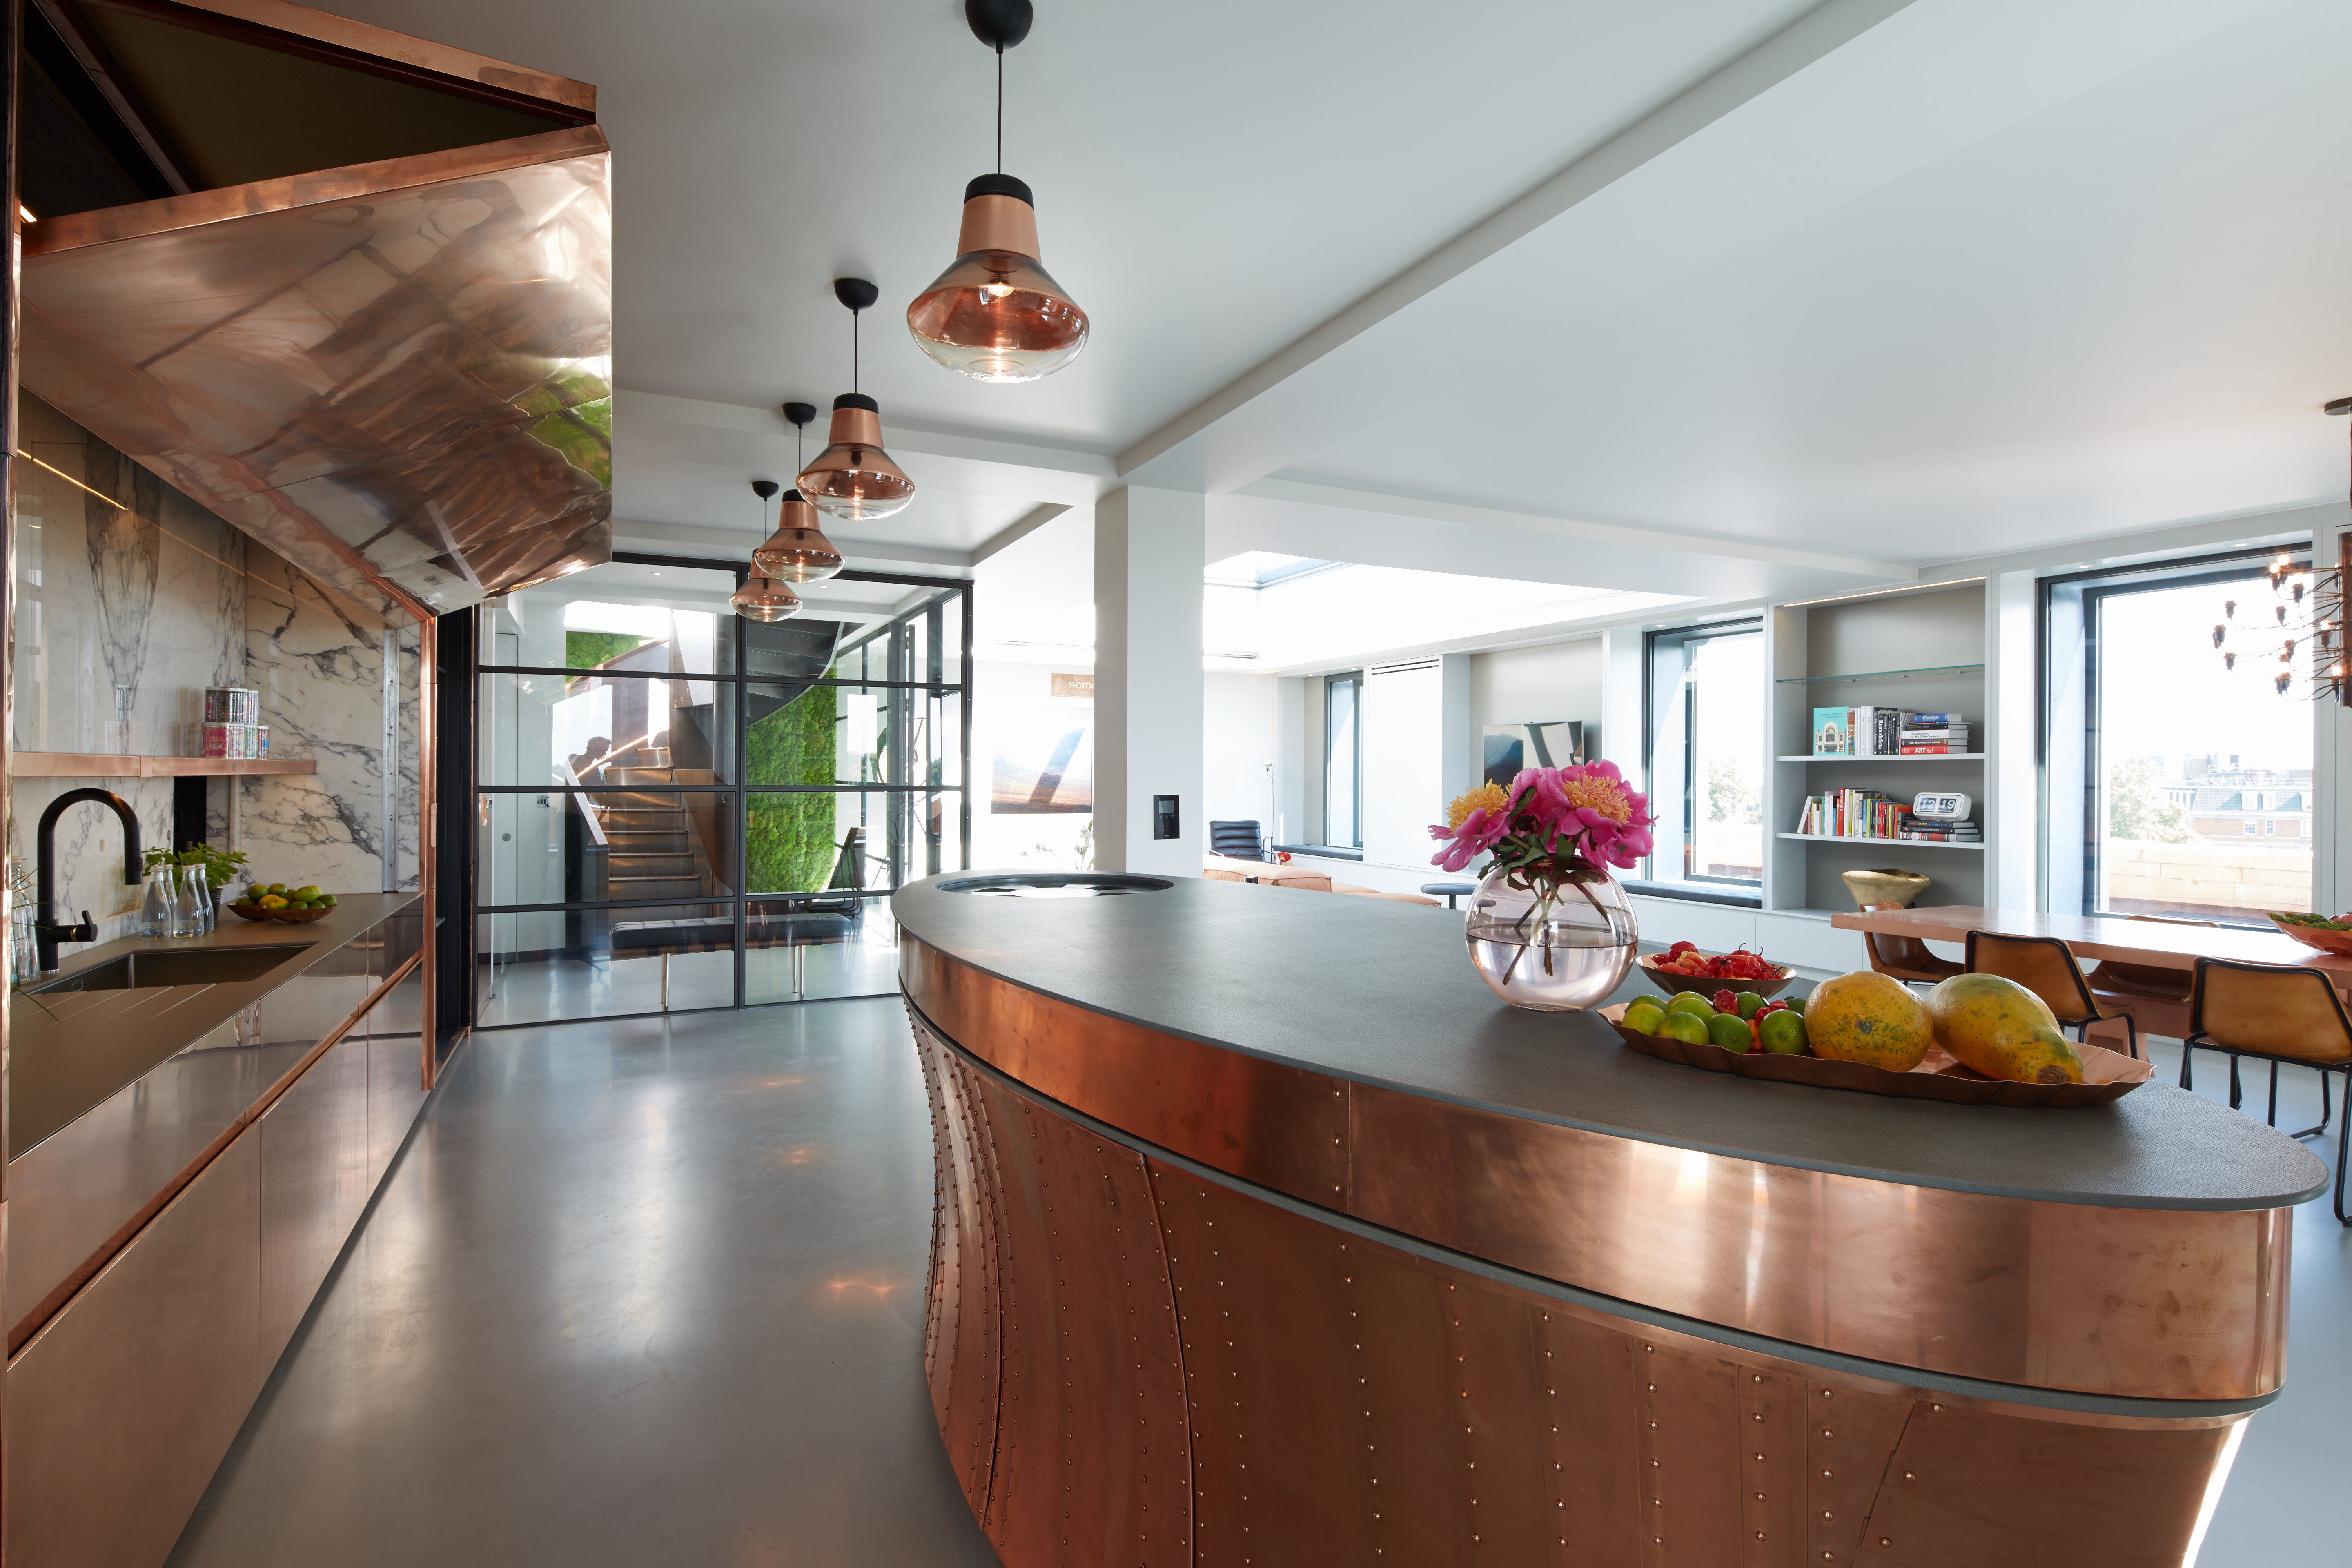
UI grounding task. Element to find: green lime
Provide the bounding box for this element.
[318,895,337,907]
[1657,1011,1711,1046]
[1664,992,1716,1018]
[1759,1011,1810,1054]
[1705,1012,1755,1051]
[267,882,286,894]
[1621,1002,1667,1036]
[1782,993,1806,1016]
[1733,991,1766,1020]
[294,885,320,900]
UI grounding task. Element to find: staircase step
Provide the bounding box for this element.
[605,767,676,785]
[612,875,708,900]
[611,853,698,876]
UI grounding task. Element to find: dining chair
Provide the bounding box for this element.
[1859,903,1962,987]
[2180,956,2352,1225]
[1963,929,2140,1060]
[2083,914,2213,1005]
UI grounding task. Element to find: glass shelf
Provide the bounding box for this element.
[1776,833,1983,852]
[1774,663,1984,684]
[1776,753,1984,762]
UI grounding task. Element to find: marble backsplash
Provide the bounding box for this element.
[11,398,423,968]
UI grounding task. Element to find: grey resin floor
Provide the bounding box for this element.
[167,996,2343,1566]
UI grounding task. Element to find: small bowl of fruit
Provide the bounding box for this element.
[2267,911,2352,956]
[230,882,339,923]
[1638,941,1797,999]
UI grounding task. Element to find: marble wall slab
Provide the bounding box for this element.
[11,399,425,973]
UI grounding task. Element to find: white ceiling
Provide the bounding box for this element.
[323,0,2352,613]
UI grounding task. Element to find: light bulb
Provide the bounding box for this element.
[796,394,915,522]
[732,573,802,622]
[752,490,845,582]
[907,175,1088,383]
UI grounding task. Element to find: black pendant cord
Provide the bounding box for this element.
[996,43,1004,174]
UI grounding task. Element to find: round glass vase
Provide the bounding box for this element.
[1463,858,1637,1012]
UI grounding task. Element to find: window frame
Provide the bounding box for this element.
[1642,618,1764,889]
[2041,544,2313,927]
[468,555,973,1025]
[1323,670,1363,851]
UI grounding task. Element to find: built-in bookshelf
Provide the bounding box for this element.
[1764,583,1993,916]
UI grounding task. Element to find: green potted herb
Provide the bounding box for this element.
[141,842,249,913]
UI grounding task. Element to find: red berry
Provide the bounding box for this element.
[1712,989,1737,1013]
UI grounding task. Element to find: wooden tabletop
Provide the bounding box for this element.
[1831,904,2352,988]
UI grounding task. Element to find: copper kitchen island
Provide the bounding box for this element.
[893,874,2327,1567]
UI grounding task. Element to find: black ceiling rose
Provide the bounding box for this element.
[782,401,817,427]
[833,276,879,312]
[751,479,780,500]
[966,0,1033,51]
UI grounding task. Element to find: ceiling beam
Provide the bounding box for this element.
[1113,0,1920,491]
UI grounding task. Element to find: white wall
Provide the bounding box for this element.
[1470,638,1604,741]
[971,659,1096,871]
[1362,661,1443,866]
[1203,673,1280,842]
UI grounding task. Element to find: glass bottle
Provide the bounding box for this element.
[178,864,212,937]
[141,868,178,940]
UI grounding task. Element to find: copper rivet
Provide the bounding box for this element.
[1880,1540,1891,1548]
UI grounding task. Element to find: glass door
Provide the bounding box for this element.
[472,557,971,1027]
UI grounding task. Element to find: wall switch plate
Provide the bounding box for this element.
[1153,794,1180,840]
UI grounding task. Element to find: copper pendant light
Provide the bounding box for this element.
[753,404,846,581]
[798,278,917,521]
[732,480,804,621]
[905,0,1089,382]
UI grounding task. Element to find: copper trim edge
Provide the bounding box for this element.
[23,125,607,255]
[4,948,423,1357]
[902,936,2292,1402]
[87,0,597,113]
[909,1002,2255,1568]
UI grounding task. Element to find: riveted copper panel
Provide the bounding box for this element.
[916,1004,2258,1568]
[913,1007,1190,1565]
[1856,1400,2231,1566]
[904,938,1350,1205]
[901,951,2288,1400]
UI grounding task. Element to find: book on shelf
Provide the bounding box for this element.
[1811,707,1851,755]
[1898,744,1970,755]
[1900,831,1981,841]
[1796,788,1920,839]
[1908,712,1965,725]
[1815,706,1919,755]
[1900,727,1970,741]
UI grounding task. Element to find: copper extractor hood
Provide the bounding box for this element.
[16,0,613,615]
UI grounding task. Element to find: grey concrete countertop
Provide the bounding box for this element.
[10,891,421,1156]
[893,875,2330,1212]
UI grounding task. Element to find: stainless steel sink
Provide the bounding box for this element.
[29,944,314,995]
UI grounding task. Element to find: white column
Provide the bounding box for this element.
[1440,652,1474,809]
[1094,487,1204,874]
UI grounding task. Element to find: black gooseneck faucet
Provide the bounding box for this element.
[34,788,143,973]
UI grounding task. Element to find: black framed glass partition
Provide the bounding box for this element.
[473,556,972,1027]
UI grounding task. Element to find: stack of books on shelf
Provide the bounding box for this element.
[1898,713,1970,754]
[1812,706,1973,755]
[1898,812,1980,843]
[1797,789,1908,838]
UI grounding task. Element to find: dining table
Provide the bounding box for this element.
[1831,904,2352,998]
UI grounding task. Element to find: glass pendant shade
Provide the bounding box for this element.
[797,394,915,522]
[907,175,1088,383]
[731,572,802,623]
[751,490,845,582]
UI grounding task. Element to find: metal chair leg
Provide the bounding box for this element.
[2178,1043,2196,1092]
[2335,1069,2350,1227]
[2268,1060,2280,1128]
[2228,1054,2243,1111]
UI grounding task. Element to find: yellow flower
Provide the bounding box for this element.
[1564,773,1633,825]
[1446,782,1509,829]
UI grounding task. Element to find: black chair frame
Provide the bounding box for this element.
[2178,955,2352,1226]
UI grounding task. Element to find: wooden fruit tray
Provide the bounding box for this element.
[1599,1005,2152,1107]
[2269,915,2352,956]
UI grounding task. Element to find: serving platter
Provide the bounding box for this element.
[1600,1003,2152,1107]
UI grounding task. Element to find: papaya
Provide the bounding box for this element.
[1803,971,1934,1071]
[1925,974,2084,1085]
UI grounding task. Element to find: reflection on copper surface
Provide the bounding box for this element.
[20,127,612,614]
[902,936,2291,1401]
[909,1004,2250,1568]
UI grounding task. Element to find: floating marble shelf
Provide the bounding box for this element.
[11,753,318,778]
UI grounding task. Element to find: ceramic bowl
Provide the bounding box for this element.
[1635,953,1797,1000]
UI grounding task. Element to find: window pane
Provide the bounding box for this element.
[745,895,900,1003]
[2094,575,2313,920]
[477,900,737,1026]
[479,559,737,673]
[478,670,737,786]
[747,790,965,894]
[1687,633,1764,880]
[1326,677,1359,848]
